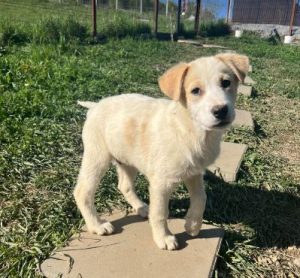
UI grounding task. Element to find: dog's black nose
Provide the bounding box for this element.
[212,105,228,120]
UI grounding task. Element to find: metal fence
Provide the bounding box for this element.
[0,0,230,36]
[231,0,300,26]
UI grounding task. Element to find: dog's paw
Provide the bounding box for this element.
[154,235,178,251]
[185,218,202,237]
[136,204,149,218]
[88,222,115,236]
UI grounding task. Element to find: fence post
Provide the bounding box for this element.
[140,0,143,14]
[92,0,97,38]
[154,0,159,36]
[116,0,118,10]
[166,0,169,16]
[289,0,296,36]
[194,0,201,35]
[177,0,182,36]
[226,0,231,23]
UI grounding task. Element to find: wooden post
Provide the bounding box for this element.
[140,0,143,14]
[92,0,97,38]
[289,0,296,36]
[154,0,159,35]
[116,0,118,10]
[226,0,231,23]
[177,0,182,35]
[166,0,169,16]
[194,0,201,35]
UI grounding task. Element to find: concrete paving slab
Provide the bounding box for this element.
[208,142,247,182]
[178,39,202,46]
[238,84,252,96]
[244,76,256,85]
[221,49,236,53]
[232,109,254,130]
[202,44,227,49]
[40,212,224,278]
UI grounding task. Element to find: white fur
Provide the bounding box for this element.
[73,54,248,250]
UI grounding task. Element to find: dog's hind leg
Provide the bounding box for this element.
[116,163,149,218]
[74,138,114,235]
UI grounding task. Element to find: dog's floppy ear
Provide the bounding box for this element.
[159,63,189,101]
[216,53,249,82]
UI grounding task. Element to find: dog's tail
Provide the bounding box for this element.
[77,101,97,109]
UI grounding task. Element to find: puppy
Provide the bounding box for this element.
[74,53,249,250]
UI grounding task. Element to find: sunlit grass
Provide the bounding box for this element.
[0,2,299,277]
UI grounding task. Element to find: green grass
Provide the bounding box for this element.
[0,0,230,42]
[1,2,300,277]
[0,0,153,43]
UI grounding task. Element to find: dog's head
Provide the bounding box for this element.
[159,53,249,130]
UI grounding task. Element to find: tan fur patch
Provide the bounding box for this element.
[215,53,249,82]
[140,122,149,156]
[125,118,136,146]
[159,63,189,101]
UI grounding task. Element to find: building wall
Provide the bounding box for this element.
[232,0,300,26]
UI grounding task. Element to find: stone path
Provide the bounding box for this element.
[238,84,253,96]
[40,212,224,278]
[208,142,248,182]
[232,109,254,130]
[244,76,256,85]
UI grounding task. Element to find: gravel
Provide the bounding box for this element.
[231,23,300,38]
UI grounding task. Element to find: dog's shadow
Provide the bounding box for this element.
[110,214,146,234]
[110,213,224,250]
[176,228,224,250]
[105,173,299,250]
[170,174,300,249]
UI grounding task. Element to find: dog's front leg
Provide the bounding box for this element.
[149,184,178,250]
[184,175,207,236]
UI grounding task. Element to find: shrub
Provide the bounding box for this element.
[179,20,230,38]
[180,23,196,39]
[1,14,150,45]
[62,18,88,41]
[33,18,62,43]
[200,20,231,37]
[32,17,87,44]
[100,14,151,39]
[0,24,29,46]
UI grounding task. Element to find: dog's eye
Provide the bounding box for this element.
[191,87,201,95]
[221,79,231,88]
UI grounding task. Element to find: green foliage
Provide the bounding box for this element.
[32,17,88,44]
[63,17,88,41]
[180,20,231,39]
[200,20,231,37]
[0,1,300,277]
[0,14,151,45]
[100,14,151,39]
[34,18,62,43]
[0,23,29,46]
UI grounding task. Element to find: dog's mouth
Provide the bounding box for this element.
[212,120,231,129]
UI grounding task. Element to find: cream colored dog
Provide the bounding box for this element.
[74,53,249,250]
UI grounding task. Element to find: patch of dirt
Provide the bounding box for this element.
[256,246,300,277]
[253,95,300,182]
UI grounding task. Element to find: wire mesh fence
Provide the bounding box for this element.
[1,0,299,40]
[0,0,230,36]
